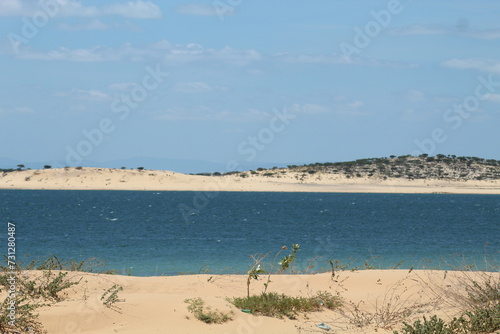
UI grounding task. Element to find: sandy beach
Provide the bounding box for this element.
[2,269,489,334]
[1,167,500,194]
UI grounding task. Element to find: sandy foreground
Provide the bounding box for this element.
[5,269,495,334]
[1,167,500,194]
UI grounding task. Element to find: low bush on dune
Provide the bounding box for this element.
[184,297,233,324]
[230,291,342,319]
[0,255,123,333]
[394,268,500,334]
[0,269,79,333]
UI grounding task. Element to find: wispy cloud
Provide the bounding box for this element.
[0,0,162,19]
[389,23,500,40]
[154,106,272,122]
[54,88,111,102]
[288,101,365,117]
[463,29,500,40]
[57,19,141,31]
[275,53,418,68]
[288,103,331,115]
[405,89,427,103]
[175,3,223,17]
[16,40,262,65]
[106,0,161,19]
[0,106,35,115]
[173,82,228,93]
[441,58,500,74]
[484,93,500,104]
[388,24,448,36]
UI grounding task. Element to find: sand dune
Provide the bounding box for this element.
[11,269,492,334]
[1,167,500,194]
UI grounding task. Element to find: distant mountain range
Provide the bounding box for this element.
[0,157,304,174]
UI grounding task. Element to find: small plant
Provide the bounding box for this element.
[0,270,80,302]
[262,244,300,294]
[0,263,81,333]
[0,294,47,334]
[230,291,341,319]
[314,291,343,310]
[245,253,267,298]
[394,304,500,334]
[184,298,233,324]
[445,304,500,334]
[101,284,124,311]
[394,315,452,334]
[43,271,80,301]
[342,280,429,329]
[277,244,300,274]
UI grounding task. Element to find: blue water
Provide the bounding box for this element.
[0,190,498,276]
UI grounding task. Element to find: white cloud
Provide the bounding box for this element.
[176,3,222,17]
[57,19,141,31]
[388,24,448,36]
[54,88,111,101]
[288,103,331,115]
[17,40,262,65]
[405,89,427,103]
[154,106,263,122]
[0,106,35,115]
[0,0,24,16]
[107,82,139,91]
[20,45,122,62]
[15,106,35,113]
[464,29,500,40]
[173,82,226,93]
[288,101,364,116]
[58,19,109,31]
[0,0,162,19]
[75,89,110,101]
[388,23,500,40]
[441,58,500,74]
[105,0,162,19]
[484,94,500,103]
[276,53,418,68]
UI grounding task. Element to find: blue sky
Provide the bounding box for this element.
[1,0,500,172]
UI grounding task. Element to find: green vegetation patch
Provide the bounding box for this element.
[229,291,342,319]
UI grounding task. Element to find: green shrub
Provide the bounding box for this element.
[185,298,233,324]
[101,284,124,311]
[394,315,453,334]
[230,291,341,319]
[394,304,500,334]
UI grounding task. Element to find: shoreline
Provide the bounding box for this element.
[1,167,500,194]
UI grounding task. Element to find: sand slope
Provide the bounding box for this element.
[1,167,500,194]
[16,269,495,334]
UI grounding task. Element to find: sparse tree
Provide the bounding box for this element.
[43,165,51,169]
[137,167,144,171]
[17,164,25,171]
